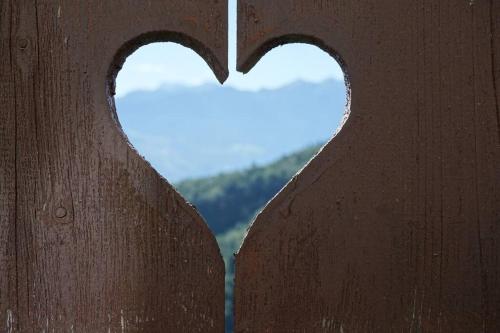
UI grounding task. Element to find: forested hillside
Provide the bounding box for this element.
[175,143,323,331]
[176,143,322,234]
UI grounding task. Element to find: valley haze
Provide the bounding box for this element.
[116,79,347,182]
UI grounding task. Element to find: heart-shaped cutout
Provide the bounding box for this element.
[113,41,348,332]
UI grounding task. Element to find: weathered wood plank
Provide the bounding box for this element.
[0,1,18,331]
[10,2,41,330]
[235,1,500,331]
[2,0,227,331]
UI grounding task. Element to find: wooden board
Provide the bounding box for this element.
[235,1,500,331]
[0,1,18,331]
[0,1,227,331]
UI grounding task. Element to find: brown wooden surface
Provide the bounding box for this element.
[1,1,227,331]
[235,0,500,332]
[2,0,499,332]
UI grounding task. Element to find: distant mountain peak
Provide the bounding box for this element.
[115,78,346,181]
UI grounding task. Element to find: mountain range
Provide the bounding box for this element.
[116,79,346,182]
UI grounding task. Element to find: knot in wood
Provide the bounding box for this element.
[17,38,29,50]
[55,206,68,219]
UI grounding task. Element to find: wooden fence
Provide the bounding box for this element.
[1,0,498,332]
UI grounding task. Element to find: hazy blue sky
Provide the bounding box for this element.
[115,0,343,97]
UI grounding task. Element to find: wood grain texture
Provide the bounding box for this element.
[235,0,500,332]
[0,1,17,331]
[1,1,227,331]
